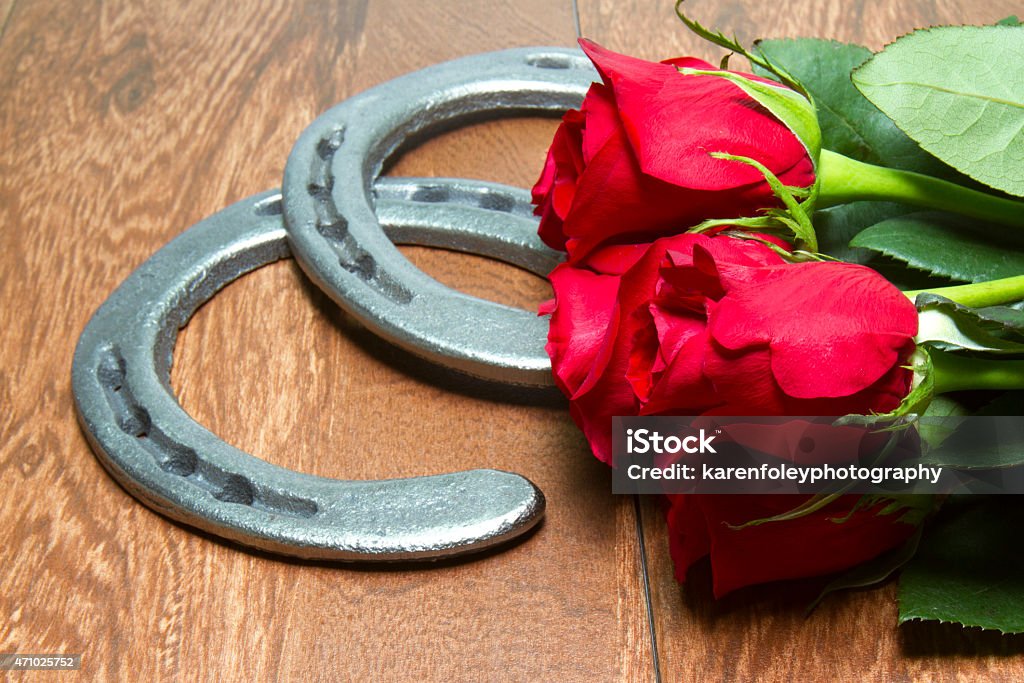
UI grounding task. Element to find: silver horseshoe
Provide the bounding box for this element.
[283,47,595,387]
[72,179,553,561]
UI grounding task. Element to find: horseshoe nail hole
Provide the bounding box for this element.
[138,429,200,477]
[410,185,451,203]
[316,216,349,243]
[316,127,346,160]
[313,215,412,304]
[479,192,516,213]
[96,346,126,387]
[307,181,333,202]
[525,53,573,69]
[256,492,318,518]
[154,442,198,477]
[159,454,197,477]
[341,253,376,281]
[118,405,151,438]
[213,474,255,506]
[253,195,283,216]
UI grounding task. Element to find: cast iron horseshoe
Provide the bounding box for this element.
[284,47,595,387]
[72,178,557,560]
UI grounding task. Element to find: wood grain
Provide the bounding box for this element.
[577,1,1024,680]
[578,0,1024,61]
[0,1,15,44]
[0,0,655,680]
[3,0,1022,681]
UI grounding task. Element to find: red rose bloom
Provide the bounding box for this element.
[532,40,816,263]
[545,233,917,462]
[542,233,921,593]
[666,494,923,597]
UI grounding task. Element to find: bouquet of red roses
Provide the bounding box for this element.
[534,6,1024,632]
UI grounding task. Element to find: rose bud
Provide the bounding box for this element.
[665,493,929,597]
[532,40,819,263]
[544,233,917,462]
[542,233,923,594]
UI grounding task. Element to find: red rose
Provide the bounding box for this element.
[545,233,918,462]
[531,40,816,263]
[666,494,923,597]
[542,234,921,593]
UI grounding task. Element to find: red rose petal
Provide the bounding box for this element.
[580,82,619,165]
[704,338,912,416]
[709,263,918,399]
[666,494,712,583]
[639,326,720,415]
[578,39,814,193]
[545,263,621,397]
[533,107,587,251]
[566,233,707,461]
[689,495,918,597]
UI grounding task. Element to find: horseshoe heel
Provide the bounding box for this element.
[284,47,595,387]
[72,180,552,561]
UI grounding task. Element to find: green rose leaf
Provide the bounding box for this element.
[916,294,1024,354]
[899,499,1024,634]
[753,38,966,179]
[852,26,1024,197]
[916,395,970,451]
[755,39,956,178]
[850,212,1024,283]
[918,295,1024,339]
[919,392,1024,469]
[751,39,964,266]
[976,302,1024,331]
[814,202,910,265]
[810,525,924,611]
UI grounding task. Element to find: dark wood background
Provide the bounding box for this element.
[2,0,1023,679]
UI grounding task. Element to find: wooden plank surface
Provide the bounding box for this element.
[2,0,1023,681]
[0,1,14,41]
[0,1,653,680]
[577,1,1024,681]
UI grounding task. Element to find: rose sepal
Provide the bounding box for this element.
[712,230,836,264]
[808,524,925,612]
[727,412,932,531]
[674,0,809,97]
[674,66,822,168]
[690,151,819,250]
[674,63,823,250]
[836,348,936,428]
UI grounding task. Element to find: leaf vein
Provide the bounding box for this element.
[858,80,1024,111]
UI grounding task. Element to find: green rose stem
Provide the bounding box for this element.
[817,150,1024,230]
[904,274,1024,308]
[931,349,1024,394]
